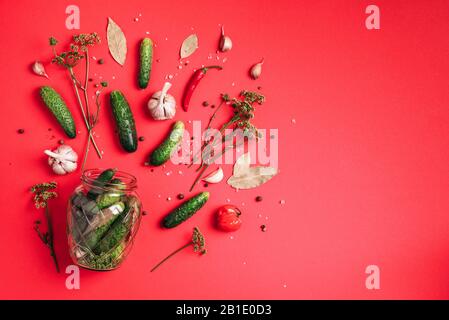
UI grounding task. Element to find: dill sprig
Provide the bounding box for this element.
[151,227,206,272]
[49,33,103,170]
[189,90,265,191]
[30,182,59,272]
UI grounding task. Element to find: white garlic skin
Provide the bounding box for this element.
[45,145,78,175]
[219,26,232,52]
[250,59,264,80]
[32,61,49,79]
[220,36,232,52]
[202,167,224,183]
[148,82,176,120]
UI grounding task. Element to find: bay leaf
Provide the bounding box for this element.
[233,153,251,176]
[107,17,127,66]
[227,165,278,190]
[180,34,198,59]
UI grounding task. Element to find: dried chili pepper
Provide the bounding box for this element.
[182,65,222,111]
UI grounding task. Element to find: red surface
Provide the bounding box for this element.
[1,0,449,299]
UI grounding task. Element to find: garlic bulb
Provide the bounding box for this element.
[32,61,49,79]
[148,82,176,120]
[250,58,264,79]
[44,145,78,175]
[219,26,232,52]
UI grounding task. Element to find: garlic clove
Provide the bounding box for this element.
[52,162,68,175]
[32,61,49,79]
[250,58,264,80]
[61,160,77,173]
[219,26,232,52]
[202,167,224,183]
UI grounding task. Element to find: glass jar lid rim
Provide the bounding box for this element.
[81,168,137,190]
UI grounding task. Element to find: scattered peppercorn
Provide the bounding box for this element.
[270,134,276,139]
[202,101,209,107]
[255,196,263,202]
[210,104,215,108]
[48,128,52,131]
[17,129,25,134]
[150,168,154,172]
[177,193,185,200]
[100,81,108,87]
[204,182,209,187]
[260,225,267,232]
[142,211,148,216]
[88,78,93,82]
[98,58,104,64]
[138,136,145,142]
[58,139,65,145]
[257,86,262,90]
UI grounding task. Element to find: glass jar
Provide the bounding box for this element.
[67,169,142,271]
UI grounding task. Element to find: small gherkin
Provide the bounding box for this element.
[39,86,76,138]
[138,38,153,89]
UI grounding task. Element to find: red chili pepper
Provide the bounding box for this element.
[182,65,222,111]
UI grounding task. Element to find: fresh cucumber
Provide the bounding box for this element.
[39,86,76,138]
[163,192,209,228]
[149,121,184,166]
[86,168,117,200]
[110,91,138,152]
[138,38,153,89]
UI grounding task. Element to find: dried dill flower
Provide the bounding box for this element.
[151,227,207,272]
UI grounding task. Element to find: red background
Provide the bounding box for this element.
[1,0,449,299]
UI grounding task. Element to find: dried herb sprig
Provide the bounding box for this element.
[30,182,59,272]
[50,33,104,170]
[151,227,206,272]
[189,91,265,191]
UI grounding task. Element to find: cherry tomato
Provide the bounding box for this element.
[216,205,242,232]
